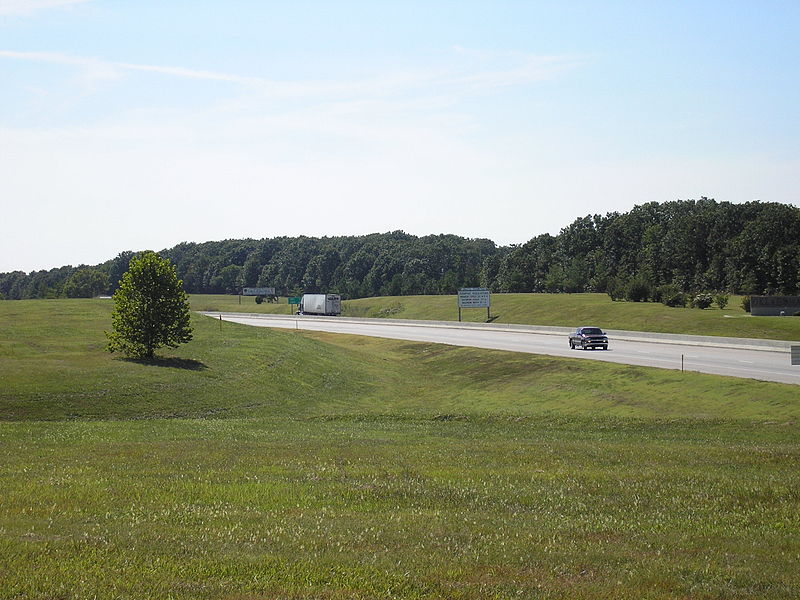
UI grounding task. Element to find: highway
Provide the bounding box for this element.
[203,313,800,385]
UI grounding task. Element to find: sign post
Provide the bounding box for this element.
[457,288,491,322]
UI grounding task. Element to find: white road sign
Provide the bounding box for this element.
[458,287,490,308]
[242,287,275,296]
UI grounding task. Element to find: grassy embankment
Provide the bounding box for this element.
[190,292,800,341]
[1,298,799,599]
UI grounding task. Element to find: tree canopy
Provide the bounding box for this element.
[3,199,800,301]
[493,199,800,296]
[62,268,108,298]
[105,251,193,359]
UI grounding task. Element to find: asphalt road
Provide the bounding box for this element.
[203,313,800,385]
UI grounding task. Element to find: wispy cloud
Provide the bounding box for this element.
[446,55,583,90]
[0,50,120,91]
[0,0,91,16]
[0,47,581,100]
[117,62,263,86]
[0,50,114,72]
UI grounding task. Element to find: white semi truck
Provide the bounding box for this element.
[298,293,342,316]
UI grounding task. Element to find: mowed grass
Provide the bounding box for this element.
[3,299,800,422]
[1,299,799,599]
[190,292,800,341]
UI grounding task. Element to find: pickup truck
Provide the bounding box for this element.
[569,326,609,350]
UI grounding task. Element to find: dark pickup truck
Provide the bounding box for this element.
[569,326,609,350]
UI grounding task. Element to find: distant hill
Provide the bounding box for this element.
[2,198,799,300]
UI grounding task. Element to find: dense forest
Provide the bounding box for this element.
[2,199,799,301]
[496,198,800,299]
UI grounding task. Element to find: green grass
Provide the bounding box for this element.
[1,299,799,599]
[3,418,799,599]
[189,293,800,341]
[3,298,799,422]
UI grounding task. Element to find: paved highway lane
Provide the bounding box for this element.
[203,313,800,385]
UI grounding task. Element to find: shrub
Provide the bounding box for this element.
[692,293,713,309]
[255,295,265,304]
[625,278,652,302]
[714,293,729,310]
[657,284,687,308]
[606,277,626,301]
[741,296,751,313]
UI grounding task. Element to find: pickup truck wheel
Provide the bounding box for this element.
[602,345,608,350]
[569,340,574,349]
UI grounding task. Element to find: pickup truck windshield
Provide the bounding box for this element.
[582,328,603,335]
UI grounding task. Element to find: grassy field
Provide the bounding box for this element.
[189,292,800,341]
[1,299,799,599]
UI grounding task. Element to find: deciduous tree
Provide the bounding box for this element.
[106,251,193,359]
[63,268,108,298]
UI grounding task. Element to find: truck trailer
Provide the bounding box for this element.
[298,293,341,316]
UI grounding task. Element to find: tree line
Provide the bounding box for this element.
[493,198,800,300]
[2,199,799,301]
[0,232,499,300]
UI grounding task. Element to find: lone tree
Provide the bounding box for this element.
[106,251,193,359]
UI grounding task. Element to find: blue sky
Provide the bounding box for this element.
[1,0,798,273]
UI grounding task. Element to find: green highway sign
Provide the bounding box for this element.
[288,296,301,305]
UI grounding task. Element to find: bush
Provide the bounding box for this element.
[255,295,265,304]
[625,278,652,302]
[605,276,627,301]
[714,293,729,310]
[692,293,713,309]
[657,284,687,308]
[741,296,751,313]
